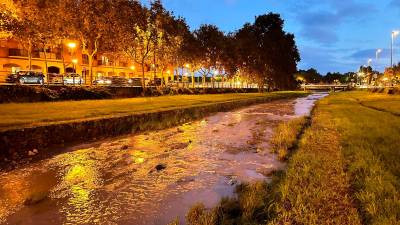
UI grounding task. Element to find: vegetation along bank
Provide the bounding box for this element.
[184,91,400,225]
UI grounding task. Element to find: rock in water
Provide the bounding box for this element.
[155,164,167,171]
[24,191,48,205]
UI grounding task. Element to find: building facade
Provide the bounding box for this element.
[0,39,174,83]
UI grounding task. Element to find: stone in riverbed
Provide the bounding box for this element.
[27,150,38,156]
[155,163,167,171]
[24,191,48,206]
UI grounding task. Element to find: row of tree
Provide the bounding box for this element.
[295,68,357,84]
[1,0,300,90]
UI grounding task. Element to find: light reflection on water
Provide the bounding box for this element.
[0,94,325,225]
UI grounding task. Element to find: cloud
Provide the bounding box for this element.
[389,0,400,8]
[291,0,376,45]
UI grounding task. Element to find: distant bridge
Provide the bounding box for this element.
[301,84,350,92]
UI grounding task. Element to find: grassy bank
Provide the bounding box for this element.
[185,91,400,225]
[0,91,306,131]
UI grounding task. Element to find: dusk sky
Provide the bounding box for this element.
[156,0,400,74]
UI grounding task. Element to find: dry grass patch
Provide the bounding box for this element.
[270,116,309,160]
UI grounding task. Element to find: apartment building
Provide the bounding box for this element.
[0,39,174,83]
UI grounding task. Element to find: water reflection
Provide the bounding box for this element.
[0,94,325,225]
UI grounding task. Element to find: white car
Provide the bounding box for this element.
[63,73,83,85]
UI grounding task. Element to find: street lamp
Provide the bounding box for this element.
[376,48,382,60]
[67,42,77,49]
[391,30,399,67]
[72,59,78,85]
[130,66,135,78]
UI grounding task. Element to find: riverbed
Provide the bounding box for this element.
[0,93,327,225]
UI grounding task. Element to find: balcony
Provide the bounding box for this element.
[8,48,62,60]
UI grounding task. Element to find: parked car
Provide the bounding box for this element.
[6,71,45,84]
[93,77,112,85]
[48,73,63,84]
[109,76,129,86]
[148,78,163,87]
[93,76,129,86]
[128,77,144,87]
[63,73,83,85]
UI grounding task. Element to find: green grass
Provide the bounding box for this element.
[184,91,400,225]
[351,91,400,115]
[0,91,306,131]
[272,91,400,225]
[270,117,308,160]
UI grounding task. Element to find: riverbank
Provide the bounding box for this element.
[186,91,400,225]
[0,85,260,103]
[0,91,307,167]
[0,93,317,225]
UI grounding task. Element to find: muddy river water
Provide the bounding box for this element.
[0,93,327,225]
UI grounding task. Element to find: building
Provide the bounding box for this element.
[0,39,174,83]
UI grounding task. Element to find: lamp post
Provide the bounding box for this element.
[72,58,78,85]
[391,31,399,67]
[130,65,135,78]
[67,41,77,73]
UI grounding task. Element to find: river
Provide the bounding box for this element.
[0,93,327,225]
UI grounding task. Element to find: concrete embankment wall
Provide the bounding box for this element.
[0,93,306,163]
[0,85,260,103]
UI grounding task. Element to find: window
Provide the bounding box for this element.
[9,49,27,57]
[101,56,109,66]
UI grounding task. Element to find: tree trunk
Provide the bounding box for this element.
[191,71,195,88]
[43,47,48,84]
[141,62,146,91]
[88,56,93,86]
[28,48,32,71]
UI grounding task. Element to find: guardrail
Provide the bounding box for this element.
[301,84,350,91]
[0,81,261,89]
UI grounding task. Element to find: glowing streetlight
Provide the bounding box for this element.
[367,58,372,67]
[130,66,135,70]
[72,59,78,64]
[376,48,382,59]
[185,63,190,68]
[166,70,171,74]
[391,30,399,67]
[67,42,77,49]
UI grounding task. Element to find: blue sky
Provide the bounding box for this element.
[155,0,400,74]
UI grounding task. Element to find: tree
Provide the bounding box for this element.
[118,1,154,89]
[235,13,300,91]
[295,68,322,84]
[63,0,113,85]
[179,29,202,87]
[0,0,17,39]
[17,0,64,77]
[194,24,225,88]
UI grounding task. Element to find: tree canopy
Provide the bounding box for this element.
[1,0,302,90]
